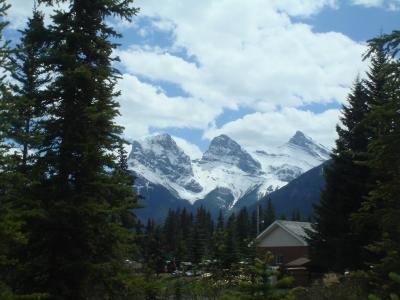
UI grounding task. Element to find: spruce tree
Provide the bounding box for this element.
[355,36,400,297]
[20,0,141,298]
[262,198,275,229]
[164,209,178,260]
[213,210,226,266]
[222,213,239,267]
[236,207,251,258]
[0,9,54,299]
[0,4,47,299]
[0,2,22,298]
[8,9,49,171]
[350,47,392,258]
[309,78,371,272]
[251,209,258,238]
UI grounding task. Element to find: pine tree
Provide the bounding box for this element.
[236,207,251,258]
[20,0,141,298]
[0,2,23,298]
[217,210,224,231]
[222,213,239,267]
[350,47,392,264]
[0,9,54,299]
[262,198,276,229]
[309,78,371,272]
[164,209,179,260]
[213,210,226,266]
[8,9,49,171]
[142,223,165,275]
[190,206,213,263]
[179,208,192,260]
[0,0,12,176]
[355,36,400,297]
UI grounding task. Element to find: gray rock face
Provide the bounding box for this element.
[128,131,331,217]
[270,164,303,182]
[129,134,202,193]
[201,135,261,174]
[288,131,330,160]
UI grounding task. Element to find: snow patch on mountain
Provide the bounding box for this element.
[128,131,330,208]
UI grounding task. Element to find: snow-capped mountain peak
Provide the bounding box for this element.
[129,134,202,193]
[285,131,330,161]
[201,134,261,174]
[128,131,330,210]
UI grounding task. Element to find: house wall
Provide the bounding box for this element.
[258,246,309,265]
[258,226,304,247]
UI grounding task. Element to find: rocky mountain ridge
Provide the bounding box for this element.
[128,131,330,217]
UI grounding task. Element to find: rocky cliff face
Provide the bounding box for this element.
[128,131,330,214]
[200,134,261,174]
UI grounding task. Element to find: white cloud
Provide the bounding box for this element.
[351,0,384,7]
[116,74,221,139]
[117,0,368,148]
[172,136,203,159]
[270,0,338,17]
[122,0,367,111]
[6,0,68,29]
[4,0,369,150]
[204,108,340,149]
[350,0,400,9]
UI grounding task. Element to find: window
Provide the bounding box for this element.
[275,255,283,265]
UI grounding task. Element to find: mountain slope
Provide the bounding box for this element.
[254,160,330,218]
[129,131,330,220]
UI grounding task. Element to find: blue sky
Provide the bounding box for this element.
[5,0,400,158]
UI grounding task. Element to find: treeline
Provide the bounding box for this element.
[0,1,141,299]
[135,200,309,273]
[309,33,400,298]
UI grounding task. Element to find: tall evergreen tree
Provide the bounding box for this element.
[236,207,251,258]
[262,198,275,229]
[213,210,226,265]
[350,47,392,259]
[309,78,371,272]
[19,0,142,298]
[222,213,239,267]
[0,9,53,299]
[355,36,400,297]
[8,9,49,171]
[251,209,258,238]
[0,2,18,297]
[190,206,213,263]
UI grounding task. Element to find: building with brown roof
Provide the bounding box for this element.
[254,220,314,285]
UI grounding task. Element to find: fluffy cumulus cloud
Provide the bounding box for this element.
[172,136,203,159]
[114,0,367,146]
[116,74,221,138]
[204,108,341,150]
[124,0,367,111]
[5,0,373,148]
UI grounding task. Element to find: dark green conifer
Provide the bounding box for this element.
[309,78,371,272]
[222,213,239,267]
[262,198,276,229]
[355,35,400,297]
[236,207,251,258]
[0,2,23,298]
[8,9,49,171]
[19,0,142,298]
